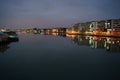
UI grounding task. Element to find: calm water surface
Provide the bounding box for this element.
[0,34,120,80]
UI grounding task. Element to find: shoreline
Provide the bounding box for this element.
[66,32,120,38]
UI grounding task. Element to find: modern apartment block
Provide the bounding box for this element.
[106,19,120,32]
[71,19,120,36]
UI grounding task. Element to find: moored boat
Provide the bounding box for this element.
[0,32,8,43]
[0,28,19,41]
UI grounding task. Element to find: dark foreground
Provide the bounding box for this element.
[0,34,120,80]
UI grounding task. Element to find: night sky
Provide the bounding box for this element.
[0,0,120,29]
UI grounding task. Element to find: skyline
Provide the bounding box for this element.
[0,0,120,29]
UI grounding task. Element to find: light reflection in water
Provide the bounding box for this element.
[3,31,120,53]
[0,39,19,53]
[33,31,120,52]
[0,42,10,53]
[68,35,120,52]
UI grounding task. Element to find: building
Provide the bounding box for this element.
[57,28,66,33]
[72,23,79,32]
[52,28,58,33]
[66,28,72,33]
[109,19,120,32]
[77,22,92,35]
[96,20,106,32]
[104,19,120,36]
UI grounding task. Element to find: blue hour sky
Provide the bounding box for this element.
[0,0,120,29]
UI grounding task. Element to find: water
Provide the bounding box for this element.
[0,33,120,80]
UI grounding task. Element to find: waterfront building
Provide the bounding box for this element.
[52,28,58,33]
[105,19,120,36]
[72,22,91,34]
[66,28,72,33]
[57,28,66,33]
[79,22,91,33]
[71,19,120,36]
[72,23,79,33]
[77,22,92,35]
[106,19,120,32]
[92,21,106,35]
[47,29,52,34]
[96,20,106,32]
[78,23,86,33]
[89,22,96,32]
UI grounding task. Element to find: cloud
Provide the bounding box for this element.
[0,0,120,28]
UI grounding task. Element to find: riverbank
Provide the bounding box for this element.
[66,31,120,38]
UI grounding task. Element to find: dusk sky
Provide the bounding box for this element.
[0,0,120,29]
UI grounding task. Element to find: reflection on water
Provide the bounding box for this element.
[67,35,120,52]
[1,31,120,53]
[44,32,120,52]
[0,43,10,53]
[1,32,120,80]
[0,39,19,53]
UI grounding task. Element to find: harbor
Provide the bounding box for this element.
[0,0,120,79]
[17,19,120,37]
[0,33,120,80]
